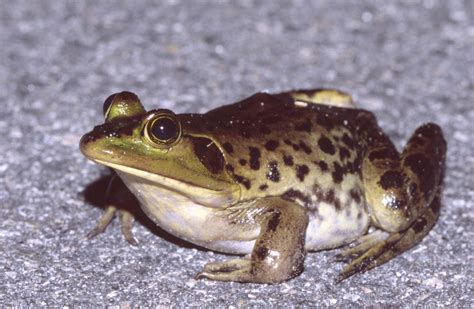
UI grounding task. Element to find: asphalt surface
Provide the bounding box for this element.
[1,0,473,306]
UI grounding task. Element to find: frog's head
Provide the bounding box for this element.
[80,91,240,208]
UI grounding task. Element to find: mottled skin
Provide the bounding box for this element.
[80,89,446,283]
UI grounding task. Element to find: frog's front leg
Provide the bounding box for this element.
[338,123,446,280]
[86,174,139,245]
[197,197,309,283]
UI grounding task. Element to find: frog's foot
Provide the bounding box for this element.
[196,258,252,281]
[331,230,389,262]
[86,205,138,245]
[197,197,309,283]
[335,190,441,282]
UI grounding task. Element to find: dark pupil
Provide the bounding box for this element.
[151,117,178,141]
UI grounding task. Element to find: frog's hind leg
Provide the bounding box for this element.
[336,123,446,281]
[279,89,356,108]
[336,189,442,281]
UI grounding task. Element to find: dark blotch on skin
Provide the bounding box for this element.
[249,147,261,170]
[339,147,350,161]
[226,165,251,189]
[368,147,399,161]
[342,133,355,149]
[222,142,234,154]
[318,161,328,172]
[239,159,247,166]
[192,137,225,174]
[296,164,310,181]
[404,153,435,201]
[235,175,251,189]
[225,164,234,173]
[412,216,428,233]
[299,141,312,154]
[283,155,294,166]
[259,184,268,191]
[379,170,404,190]
[255,246,269,260]
[282,189,311,207]
[267,211,281,232]
[350,189,361,203]
[267,161,281,182]
[324,189,342,211]
[318,136,336,155]
[265,140,279,151]
[332,162,344,183]
[284,139,300,151]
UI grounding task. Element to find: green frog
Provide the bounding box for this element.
[80,89,446,283]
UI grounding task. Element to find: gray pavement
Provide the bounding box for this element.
[0,0,473,306]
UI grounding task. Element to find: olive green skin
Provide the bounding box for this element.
[80,89,446,283]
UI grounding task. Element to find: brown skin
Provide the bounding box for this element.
[80,89,446,283]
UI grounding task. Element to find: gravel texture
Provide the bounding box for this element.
[1,0,473,306]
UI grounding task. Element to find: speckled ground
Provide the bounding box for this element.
[0,0,473,306]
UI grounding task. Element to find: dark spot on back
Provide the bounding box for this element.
[299,141,312,154]
[222,142,234,154]
[339,147,350,161]
[239,159,247,166]
[296,164,310,181]
[192,137,225,174]
[266,161,280,182]
[255,246,269,260]
[342,133,355,148]
[267,211,281,232]
[265,140,279,151]
[259,184,268,191]
[368,147,399,161]
[318,136,336,155]
[379,170,404,190]
[317,160,328,172]
[283,155,294,166]
[332,162,344,183]
[249,147,261,170]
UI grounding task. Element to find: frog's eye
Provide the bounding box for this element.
[103,91,146,122]
[144,111,182,148]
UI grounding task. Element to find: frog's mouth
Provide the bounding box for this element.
[94,159,240,209]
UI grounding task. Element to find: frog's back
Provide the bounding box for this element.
[182,92,373,249]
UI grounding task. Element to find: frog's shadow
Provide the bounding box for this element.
[81,172,211,252]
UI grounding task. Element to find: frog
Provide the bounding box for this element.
[80,89,446,283]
